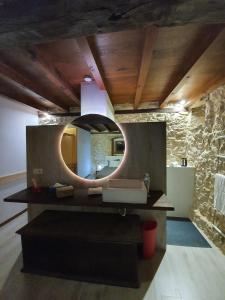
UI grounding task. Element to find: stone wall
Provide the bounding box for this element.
[186,86,225,254]
[116,112,189,166]
[91,133,122,169]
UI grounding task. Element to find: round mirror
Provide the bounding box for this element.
[60,114,125,180]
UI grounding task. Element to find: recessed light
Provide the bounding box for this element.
[180,99,186,105]
[83,75,93,82]
[43,112,50,120]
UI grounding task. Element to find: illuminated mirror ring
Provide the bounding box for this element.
[60,114,127,181]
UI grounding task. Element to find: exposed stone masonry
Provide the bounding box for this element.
[187,86,225,254]
[116,112,189,166]
[91,133,122,170]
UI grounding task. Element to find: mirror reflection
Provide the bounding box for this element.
[61,114,125,180]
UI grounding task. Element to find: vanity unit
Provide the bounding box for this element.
[4,118,172,288]
[5,188,173,288]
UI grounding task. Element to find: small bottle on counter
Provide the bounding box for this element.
[144,173,150,193]
[181,158,187,167]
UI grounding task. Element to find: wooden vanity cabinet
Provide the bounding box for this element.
[17,210,142,288]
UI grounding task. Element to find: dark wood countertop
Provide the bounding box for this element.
[17,210,142,244]
[4,188,174,211]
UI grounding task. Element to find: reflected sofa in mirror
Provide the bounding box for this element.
[61,114,125,180]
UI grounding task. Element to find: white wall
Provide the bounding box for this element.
[0,97,38,224]
[77,128,92,178]
[81,82,115,121]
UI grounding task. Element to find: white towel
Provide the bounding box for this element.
[214,173,225,215]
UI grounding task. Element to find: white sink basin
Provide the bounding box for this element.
[102,179,147,204]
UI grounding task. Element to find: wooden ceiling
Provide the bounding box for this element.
[0,23,225,112]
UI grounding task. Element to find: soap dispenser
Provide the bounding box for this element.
[144,173,150,193]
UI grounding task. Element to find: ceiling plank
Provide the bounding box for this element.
[0,62,65,112]
[160,24,225,108]
[134,26,158,109]
[0,48,80,109]
[187,77,225,108]
[76,37,107,90]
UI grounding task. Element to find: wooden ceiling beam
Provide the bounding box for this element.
[160,24,225,108]
[76,37,107,90]
[27,47,80,107]
[102,123,112,132]
[90,124,102,132]
[0,73,51,111]
[34,47,80,106]
[0,48,80,109]
[0,62,65,112]
[134,26,158,109]
[1,1,225,48]
[75,124,91,132]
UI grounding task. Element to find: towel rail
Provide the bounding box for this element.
[216,135,225,172]
[214,135,225,234]
[217,155,225,160]
[216,135,225,140]
[212,224,225,239]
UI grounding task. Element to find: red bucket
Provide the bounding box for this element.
[142,220,157,259]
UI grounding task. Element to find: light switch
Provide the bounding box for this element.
[33,168,43,175]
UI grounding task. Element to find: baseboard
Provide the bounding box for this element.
[0,171,26,186]
[167,216,191,221]
[0,209,27,228]
[0,290,4,300]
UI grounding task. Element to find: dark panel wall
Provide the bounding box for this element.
[118,122,166,192]
[27,122,166,192]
